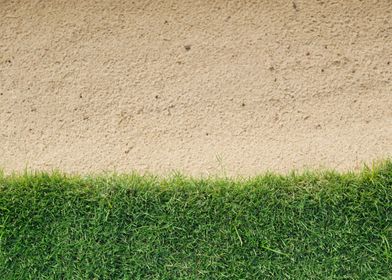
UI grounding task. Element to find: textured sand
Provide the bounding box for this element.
[1,0,391,176]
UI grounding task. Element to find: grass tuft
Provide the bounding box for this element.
[0,161,391,279]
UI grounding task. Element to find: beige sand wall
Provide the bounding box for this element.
[1,0,391,176]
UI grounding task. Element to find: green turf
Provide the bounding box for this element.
[0,162,391,279]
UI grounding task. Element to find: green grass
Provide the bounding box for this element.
[0,162,391,279]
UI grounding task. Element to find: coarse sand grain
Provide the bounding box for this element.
[1,0,391,176]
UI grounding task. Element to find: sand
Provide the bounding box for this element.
[1,0,391,176]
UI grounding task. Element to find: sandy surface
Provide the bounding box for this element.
[1,0,391,176]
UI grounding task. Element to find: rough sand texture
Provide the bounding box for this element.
[1,0,391,176]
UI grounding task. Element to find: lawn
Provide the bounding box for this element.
[0,162,391,279]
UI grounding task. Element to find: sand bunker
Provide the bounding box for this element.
[1,0,391,176]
